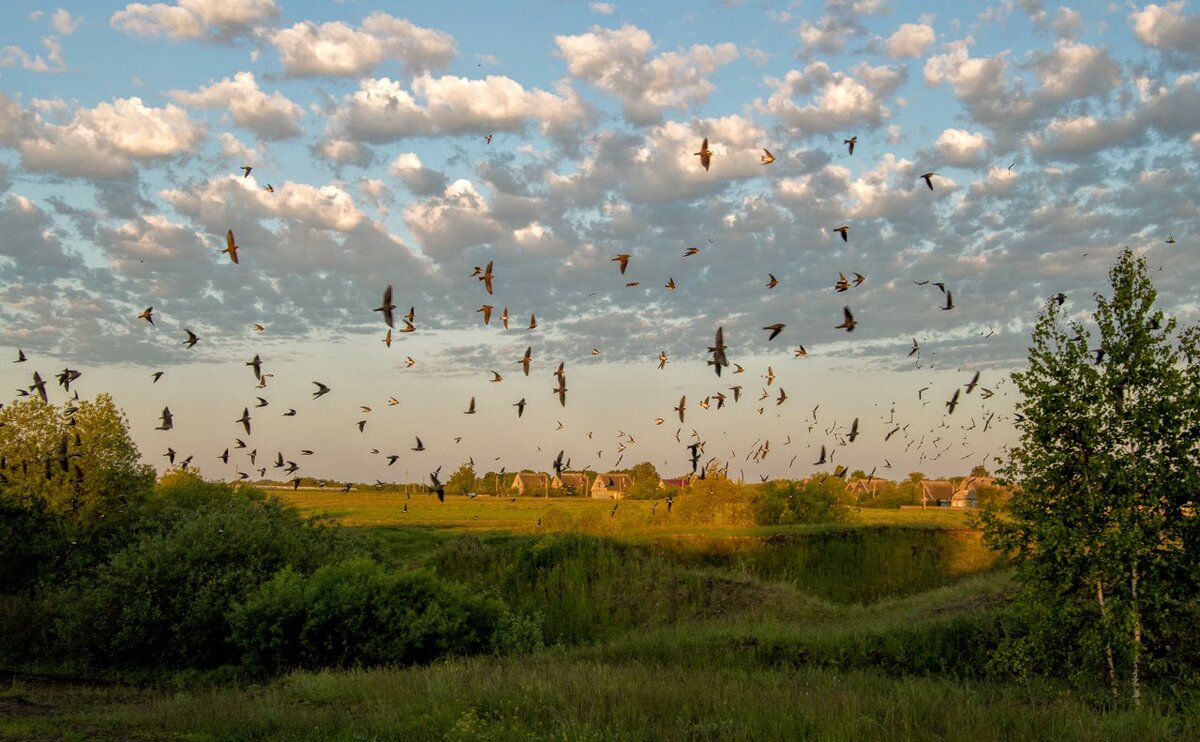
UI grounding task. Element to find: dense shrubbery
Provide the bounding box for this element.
[0,466,538,678]
[754,478,850,525]
[232,559,528,675]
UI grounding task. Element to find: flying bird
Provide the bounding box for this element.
[478,305,494,325]
[675,396,687,423]
[374,285,395,328]
[843,136,857,155]
[138,308,154,325]
[683,247,701,256]
[240,165,252,177]
[222,230,239,264]
[465,397,476,414]
[514,398,526,418]
[832,225,849,243]
[942,290,955,311]
[835,306,857,332]
[312,381,331,399]
[236,407,251,435]
[157,406,173,431]
[920,172,936,190]
[694,137,713,171]
[946,388,961,415]
[479,261,495,294]
[762,323,785,341]
[183,329,199,348]
[612,254,631,275]
[766,273,778,289]
[760,148,775,165]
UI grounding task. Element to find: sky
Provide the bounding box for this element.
[0,0,1196,485]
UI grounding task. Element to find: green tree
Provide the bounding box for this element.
[981,249,1200,704]
[445,464,476,498]
[625,461,660,499]
[0,394,153,519]
[969,464,990,478]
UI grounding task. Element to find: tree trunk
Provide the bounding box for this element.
[1096,578,1119,700]
[1131,559,1142,708]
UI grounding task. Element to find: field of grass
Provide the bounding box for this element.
[5,493,1194,740]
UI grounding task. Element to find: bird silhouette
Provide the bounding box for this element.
[694,137,712,171]
[375,285,395,328]
[760,148,775,165]
[843,136,857,155]
[835,306,857,332]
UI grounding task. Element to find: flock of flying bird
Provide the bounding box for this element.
[4,131,1058,502]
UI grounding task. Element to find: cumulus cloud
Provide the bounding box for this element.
[163,176,366,233]
[264,12,456,77]
[886,23,935,58]
[1130,2,1200,55]
[758,61,905,133]
[169,72,303,140]
[0,93,203,177]
[1,36,66,73]
[403,179,502,255]
[335,74,586,143]
[51,9,83,36]
[590,2,615,13]
[111,0,278,41]
[935,128,990,165]
[1029,41,1119,103]
[389,152,448,195]
[555,24,737,124]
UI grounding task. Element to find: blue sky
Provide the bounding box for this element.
[0,0,1196,484]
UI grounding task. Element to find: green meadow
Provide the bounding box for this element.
[3,489,1197,741]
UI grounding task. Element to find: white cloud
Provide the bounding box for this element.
[51,9,83,36]
[169,71,303,139]
[590,2,615,14]
[935,128,990,165]
[163,175,366,232]
[403,179,502,255]
[759,61,905,133]
[1130,2,1200,54]
[886,23,935,58]
[1029,41,1118,103]
[555,24,737,124]
[336,74,586,142]
[264,12,456,78]
[1053,7,1083,39]
[0,94,203,177]
[389,152,447,195]
[111,0,278,41]
[1026,114,1142,159]
[0,36,66,73]
[312,138,372,167]
[217,132,258,163]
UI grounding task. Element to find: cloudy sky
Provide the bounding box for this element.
[0,0,1196,485]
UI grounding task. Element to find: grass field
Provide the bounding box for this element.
[5,493,1195,740]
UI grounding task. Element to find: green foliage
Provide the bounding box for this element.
[624,461,661,499]
[982,248,1200,698]
[0,394,154,519]
[445,464,476,498]
[672,477,755,527]
[231,559,510,675]
[754,478,850,525]
[50,475,364,671]
[856,481,920,509]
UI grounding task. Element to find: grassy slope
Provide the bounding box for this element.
[3,497,1194,740]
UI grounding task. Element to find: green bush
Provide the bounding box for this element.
[231,559,512,675]
[754,479,849,525]
[49,479,363,671]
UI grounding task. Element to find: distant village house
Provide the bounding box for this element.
[511,472,549,496]
[591,473,633,498]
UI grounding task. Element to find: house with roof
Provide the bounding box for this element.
[591,472,633,498]
[659,476,691,490]
[919,480,955,508]
[950,481,978,508]
[511,472,549,496]
[551,472,590,495]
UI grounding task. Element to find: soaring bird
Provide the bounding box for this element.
[240,165,252,177]
[412,436,425,452]
[262,184,273,193]
[222,230,239,264]
[835,272,850,292]
[554,382,568,407]
[832,225,850,242]
[843,136,857,155]
[658,351,668,370]
[909,338,920,357]
[490,370,504,383]
[794,345,807,358]
[694,137,713,171]
[847,418,859,443]
[675,396,687,423]
[529,313,538,330]
[946,389,961,414]
[151,371,164,383]
[183,329,199,348]
[965,371,981,394]
[665,277,676,289]
[514,398,526,417]
[942,290,955,311]
[478,305,494,325]
[236,407,251,435]
[374,285,395,328]
[762,323,785,341]
[382,329,392,347]
[157,406,173,431]
[920,172,936,190]
[138,307,154,325]
[519,347,532,376]
[246,354,262,381]
[465,397,476,414]
[500,307,509,329]
[760,148,775,165]
[312,381,331,399]
[814,445,827,465]
[852,273,866,286]
[835,306,857,332]
[254,396,268,408]
[683,247,700,256]
[766,273,778,289]
[479,260,495,294]
[612,254,631,275]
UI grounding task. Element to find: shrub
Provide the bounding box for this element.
[754,479,849,525]
[50,478,363,671]
[231,559,512,675]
